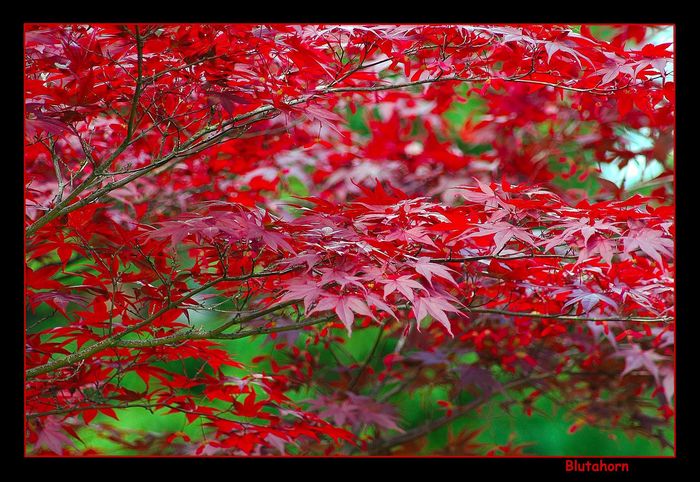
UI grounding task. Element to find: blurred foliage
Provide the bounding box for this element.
[72,321,673,455]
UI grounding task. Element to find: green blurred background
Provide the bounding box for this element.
[70,324,673,455]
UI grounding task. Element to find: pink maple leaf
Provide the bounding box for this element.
[623,228,673,265]
[278,277,324,312]
[467,221,537,254]
[319,267,365,290]
[381,274,427,302]
[412,293,462,336]
[385,226,437,248]
[615,345,668,382]
[309,294,374,334]
[34,417,75,455]
[412,257,458,287]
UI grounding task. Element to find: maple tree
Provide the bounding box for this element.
[24,24,675,456]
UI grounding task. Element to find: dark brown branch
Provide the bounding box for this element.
[431,253,578,263]
[468,308,673,324]
[323,74,621,95]
[348,320,388,391]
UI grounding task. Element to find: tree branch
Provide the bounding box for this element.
[467,308,673,324]
[25,60,630,240]
[25,267,300,379]
[431,253,578,263]
[26,26,146,238]
[367,371,558,454]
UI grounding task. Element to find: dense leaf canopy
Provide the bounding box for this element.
[25,24,674,456]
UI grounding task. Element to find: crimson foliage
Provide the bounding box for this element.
[25,24,674,456]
